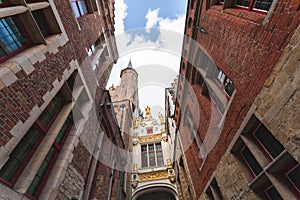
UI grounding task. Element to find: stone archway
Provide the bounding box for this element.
[132,185,178,200]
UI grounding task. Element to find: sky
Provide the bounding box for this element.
[106,0,188,117]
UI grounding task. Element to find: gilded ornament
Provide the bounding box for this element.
[138,133,162,143]
[145,106,151,115]
[138,170,169,182]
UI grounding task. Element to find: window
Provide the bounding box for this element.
[232,115,299,199]
[0,95,63,186]
[146,128,153,134]
[253,124,284,159]
[26,114,73,198]
[286,164,300,193]
[0,70,85,199]
[141,143,163,168]
[240,146,262,176]
[71,0,88,18]
[236,0,273,12]
[205,178,224,200]
[214,68,234,98]
[0,0,61,62]
[265,185,283,200]
[0,16,30,61]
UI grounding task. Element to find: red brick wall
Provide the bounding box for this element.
[176,0,300,198]
[0,0,117,145]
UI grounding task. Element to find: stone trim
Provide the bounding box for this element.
[0,60,77,169]
[0,0,69,89]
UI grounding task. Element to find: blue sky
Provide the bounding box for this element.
[107,0,187,116]
[124,0,187,30]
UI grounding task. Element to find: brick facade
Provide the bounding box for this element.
[174,0,300,199]
[0,0,123,199]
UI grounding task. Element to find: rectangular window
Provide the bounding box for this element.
[0,16,30,61]
[240,146,262,176]
[236,0,273,12]
[26,114,73,198]
[0,93,64,187]
[286,165,300,192]
[253,124,284,159]
[141,145,148,168]
[141,143,164,168]
[265,185,283,200]
[147,128,153,134]
[0,126,42,185]
[32,10,52,37]
[71,0,88,18]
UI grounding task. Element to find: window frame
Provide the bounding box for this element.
[250,122,284,161]
[235,0,273,14]
[0,15,32,63]
[141,142,164,168]
[282,163,300,197]
[25,114,74,199]
[0,100,63,187]
[239,145,263,178]
[71,0,89,18]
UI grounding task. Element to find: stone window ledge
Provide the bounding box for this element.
[0,34,68,90]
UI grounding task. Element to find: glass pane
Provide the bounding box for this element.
[155,143,161,150]
[55,114,73,145]
[78,0,88,15]
[266,186,283,200]
[148,144,154,151]
[241,147,262,176]
[38,95,62,128]
[157,151,163,165]
[27,147,57,196]
[32,10,52,37]
[141,152,148,168]
[224,78,234,97]
[254,125,284,159]
[0,17,28,58]
[141,145,147,152]
[236,0,250,7]
[71,2,80,18]
[149,152,156,166]
[287,165,300,191]
[254,0,273,11]
[0,126,42,182]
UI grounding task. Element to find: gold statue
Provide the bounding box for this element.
[145,106,151,115]
[158,112,164,124]
[134,118,139,128]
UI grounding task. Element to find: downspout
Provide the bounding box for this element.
[118,160,125,200]
[107,160,115,200]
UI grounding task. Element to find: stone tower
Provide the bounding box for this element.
[109,60,139,148]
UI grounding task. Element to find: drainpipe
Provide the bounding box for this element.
[118,160,125,200]
[107,160,115,200]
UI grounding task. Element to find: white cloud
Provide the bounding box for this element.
[114,0,128,34]
[145,8,160,32]
[107,7,186,113]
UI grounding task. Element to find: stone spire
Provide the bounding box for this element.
[127,59,132,68]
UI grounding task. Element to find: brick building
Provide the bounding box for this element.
[174,0,300,199]
[0,0,127,199]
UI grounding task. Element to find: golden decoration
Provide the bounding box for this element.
[145,106,151,115]
[133,163,138,172]
[133,118,139,128]
[158,112,164,124]
[167,159,172,169]
[138,133,162,143]
[138,170,169,182]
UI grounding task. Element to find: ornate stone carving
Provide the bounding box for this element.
[138,133,162,143]
[138,170,169,182]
